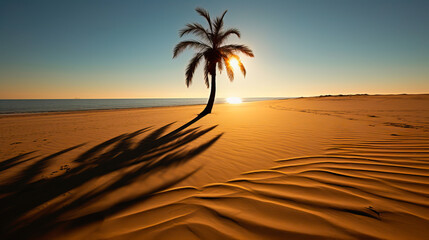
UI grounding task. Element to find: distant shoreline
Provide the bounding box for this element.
[1,93,427,118]
[0,97,286,117]
[0,97,286,116]
[0,103,212,118]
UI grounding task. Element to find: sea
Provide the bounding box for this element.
[0,98,282,114]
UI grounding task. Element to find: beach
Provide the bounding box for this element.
[1,94,428,239]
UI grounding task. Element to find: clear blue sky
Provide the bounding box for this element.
[0,0,428,99]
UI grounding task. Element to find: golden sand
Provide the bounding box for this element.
[1,94,428,239]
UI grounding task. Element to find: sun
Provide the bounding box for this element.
[226,97,242,104]
[229,57,240,69]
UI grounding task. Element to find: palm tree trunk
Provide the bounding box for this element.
[200,72,216,116]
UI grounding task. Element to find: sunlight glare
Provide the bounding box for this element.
[226,97,242,104]
[229,57,240,69]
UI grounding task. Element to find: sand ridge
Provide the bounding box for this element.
[0,94,428,239]
[89,132,429,240]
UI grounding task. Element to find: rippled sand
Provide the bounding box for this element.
[1,94,428,239]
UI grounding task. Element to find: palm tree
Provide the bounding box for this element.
[173,8,254,116]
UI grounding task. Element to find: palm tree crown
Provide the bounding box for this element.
[173,8,254,88]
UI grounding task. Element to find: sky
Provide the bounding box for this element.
[0,0,428,99]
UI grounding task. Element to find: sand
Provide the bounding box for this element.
[1,94,428,239]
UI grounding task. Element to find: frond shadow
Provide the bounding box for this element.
[0,114,222,239]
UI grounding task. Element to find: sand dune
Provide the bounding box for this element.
[1,94,428,239]
[91,132,429,240]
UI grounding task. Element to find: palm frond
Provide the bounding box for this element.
[229,54,246,77]
[213,10,228,36]
[238,60,246,77]
[220,44,254,57]
[179,23,211,43]
[173,40,210,58]
[236,56,246,77]
[218,28,241,45]
[195,8,213,33]
[185,52,204,87]
[174,8,253,89]
[222,55,234,81]
[217,58,224,73]
[219,48,233,57]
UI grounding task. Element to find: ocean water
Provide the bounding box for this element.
[0,98,282,114]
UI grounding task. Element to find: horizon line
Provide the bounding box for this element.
[0,96,288,100]
[1,93,428,100]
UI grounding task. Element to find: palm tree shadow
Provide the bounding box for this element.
[0,114,221,239]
